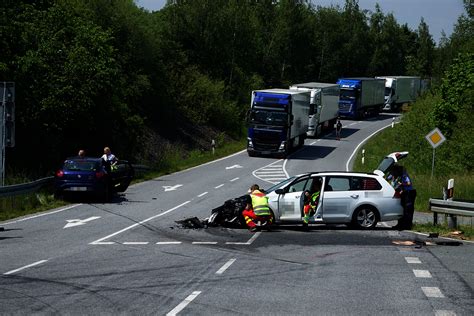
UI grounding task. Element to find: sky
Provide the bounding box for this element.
[135,0,466,45]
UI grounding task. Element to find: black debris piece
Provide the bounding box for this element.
[175,217,206,229]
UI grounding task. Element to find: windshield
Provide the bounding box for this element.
[376,157,395,174]
[249,110,288,126]
[264,176,295,193]
[64,160,100,171]
[339,89,356,100]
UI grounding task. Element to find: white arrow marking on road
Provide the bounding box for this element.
[64,216,101,229]
[163,184,183,192]
[226,164,242,170]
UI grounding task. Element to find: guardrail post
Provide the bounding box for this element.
[433,212,438,225]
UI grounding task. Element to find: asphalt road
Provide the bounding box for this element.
[1,113,473,315]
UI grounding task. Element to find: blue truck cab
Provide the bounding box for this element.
[337,77,385,119]
[247,89,309,157]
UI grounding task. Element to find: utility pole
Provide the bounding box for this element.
[0,82,15,186]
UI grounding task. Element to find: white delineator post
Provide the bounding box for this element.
[361,149,365,165]
[211,139,216,155]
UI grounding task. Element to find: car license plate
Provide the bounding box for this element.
[70,187,87,191]
[262,151,271,155]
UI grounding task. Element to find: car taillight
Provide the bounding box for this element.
[393,190,401,199]
[56,170,64,177]
[95,171,105,179]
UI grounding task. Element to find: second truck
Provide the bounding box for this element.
[247,89,309,157]
[289,82,340,138]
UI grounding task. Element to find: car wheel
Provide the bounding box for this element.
[352,206,378,229]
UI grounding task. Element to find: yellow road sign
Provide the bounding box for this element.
[425,128,446,148]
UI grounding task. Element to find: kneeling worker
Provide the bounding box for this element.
[242,184,273,232]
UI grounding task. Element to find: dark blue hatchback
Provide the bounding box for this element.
[54,157,134,201]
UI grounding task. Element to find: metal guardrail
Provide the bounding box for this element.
[0,164,151,198]
[429,198,474,226]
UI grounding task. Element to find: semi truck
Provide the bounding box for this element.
[337,77,385,118]
[376,76,421,111]
[289,82,340,138]
[247,89,309,157]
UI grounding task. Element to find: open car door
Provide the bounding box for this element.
[374,151,409,176]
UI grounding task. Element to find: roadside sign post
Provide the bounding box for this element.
[425,127,446,178]
[0,82,15,187]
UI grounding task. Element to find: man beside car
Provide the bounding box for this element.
[390,165,416,230]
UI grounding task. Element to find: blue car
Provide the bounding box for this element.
[54,157,134,201]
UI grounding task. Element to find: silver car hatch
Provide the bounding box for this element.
[375,151,409,175]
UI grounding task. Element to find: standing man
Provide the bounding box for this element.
[335,118,342,141]
[392,165,416,230]
[242,184,273,232]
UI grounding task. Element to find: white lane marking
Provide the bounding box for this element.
[216,258,236,275]
[405,257,422,264]
[90,201,191,245]
[413,269,432,278]
[2,204,81,225]
[230,177,239,182]
[346,121,396,171]
[197,192,208,197]
[162,149,246,177]
[163,184,183,192]
[64,216,101,229]
[156,242,182,245]
[347,122,357,126]
[166,291,202,316]
[192,242,218,245]
[422,287,445,298]
[435,310,457,316]
[214,184,224,189]
[4,260,48,275]
[123,242,149,245]
[253,160,288,184]
[226,232,261,245]
[226,164,242,170]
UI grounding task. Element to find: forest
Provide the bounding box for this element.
[0,0,472,179]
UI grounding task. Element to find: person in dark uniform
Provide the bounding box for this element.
[391,165,416,230]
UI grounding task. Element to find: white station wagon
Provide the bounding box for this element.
[265,170,403,229]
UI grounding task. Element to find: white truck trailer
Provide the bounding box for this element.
[247,89,309,157]
[376,76,421,111]
[289,82,340,137]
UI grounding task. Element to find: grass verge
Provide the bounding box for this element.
[412,222,474,241]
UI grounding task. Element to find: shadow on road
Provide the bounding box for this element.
[289,145,336,160]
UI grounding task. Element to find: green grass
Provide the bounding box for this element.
[412,223,474,240]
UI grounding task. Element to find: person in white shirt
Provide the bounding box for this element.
[101,147,118,171]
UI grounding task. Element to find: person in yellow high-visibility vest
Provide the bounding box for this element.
[303,180,321,227]
[242,184,273,232]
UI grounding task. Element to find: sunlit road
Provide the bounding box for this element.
[1,114,473,315]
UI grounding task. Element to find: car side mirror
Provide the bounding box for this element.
[275,188,285,195]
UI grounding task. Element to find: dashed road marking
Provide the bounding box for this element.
[156,241,182,245]
[192,242,218,245]
[214,184,224,189]
[216,258,236,274]
[413,269,432,278]
[405,257,422,264]
[123,242,149,245]
[230,177,239,182]
[4,260,48,275]
[435,310,456,316]
[422,287,445,298]
[166,291,202,316]
[197,192,208,197]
